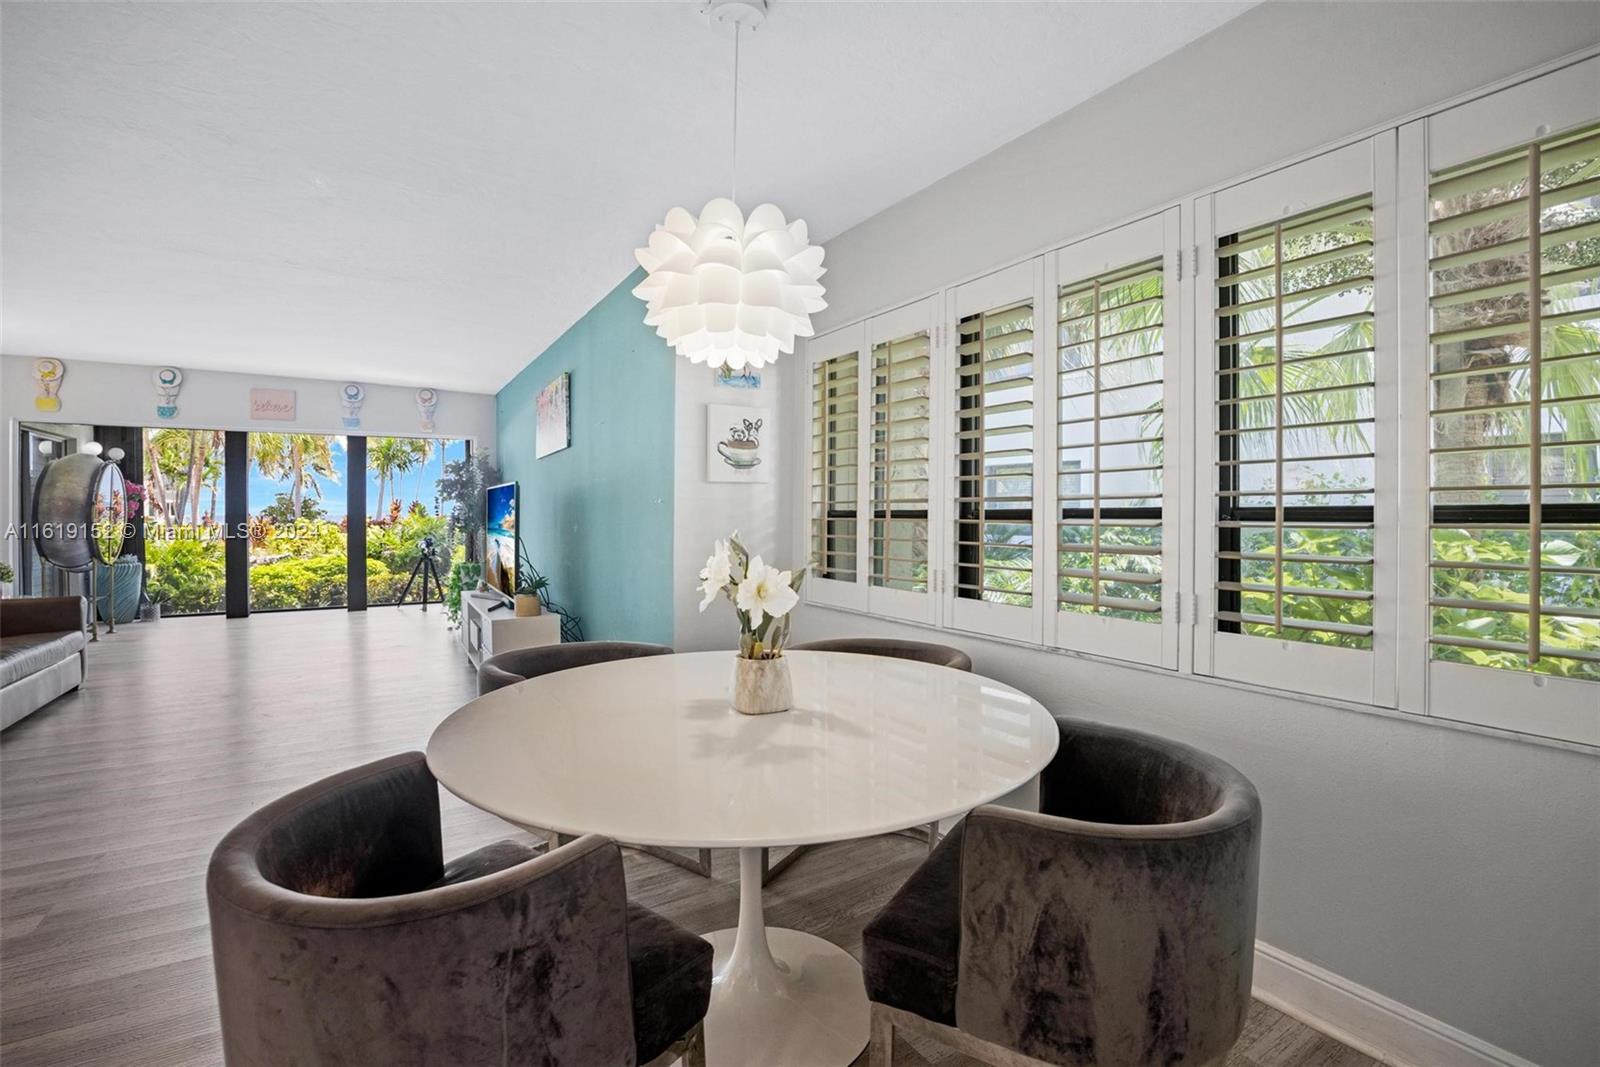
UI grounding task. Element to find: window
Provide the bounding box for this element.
[790,57,1599,744]
[1425,124,1600,683]
[947,263,1043,641]
[1215,196,1378,649]
[1049,208,1180,667]
[871,329,931,593]
[807,329,865,609]
[1197,137,1391,704]
[1059,262,1165,616]
[863,297,942,624]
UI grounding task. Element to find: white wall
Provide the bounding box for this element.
[1,353,496,564]
[673,361,782,651]
[779,5,1600,1065]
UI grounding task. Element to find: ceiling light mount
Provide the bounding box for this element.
[703,0,766,32]
[635,0,826,373]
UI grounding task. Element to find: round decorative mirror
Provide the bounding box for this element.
[32,453,128,572]
[92,461,127,564]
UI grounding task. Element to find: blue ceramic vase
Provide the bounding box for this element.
[96,556,143,624]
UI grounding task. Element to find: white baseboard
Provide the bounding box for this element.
[1252,941,1537,1067]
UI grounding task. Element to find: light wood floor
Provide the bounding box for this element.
[0,609,1376,1067]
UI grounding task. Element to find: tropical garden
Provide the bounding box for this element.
[140,431,468,614]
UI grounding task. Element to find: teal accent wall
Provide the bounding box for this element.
[496,269,674,645]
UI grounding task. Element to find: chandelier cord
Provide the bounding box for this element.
[730,22,740,204]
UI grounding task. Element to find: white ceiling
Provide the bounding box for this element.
[2,1,1254,393]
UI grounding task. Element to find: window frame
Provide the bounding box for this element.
[803,322,869,612]
[866,296,943,626]
[1191,134,1399,706]
[1045,207,1183,669]
[788,52,1600,749]
[946,259,1047,644]
[1397,54,1600,745]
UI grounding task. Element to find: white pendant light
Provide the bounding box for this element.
[633,0,826,372]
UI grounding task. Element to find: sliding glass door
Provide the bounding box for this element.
[246,432,347,610]
[25,425,468,617]
[141,428,229,615]
[364,437,467,605]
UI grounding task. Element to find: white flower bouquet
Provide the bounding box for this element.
[698,533,808,661]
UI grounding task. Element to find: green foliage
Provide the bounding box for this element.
[437,450,500,561]
[144,533,226,614]
[259,493,325,524]
[250,554,350,610]
[445,560,482,625]
[1429,527,1600,681]
[0,561,15,584]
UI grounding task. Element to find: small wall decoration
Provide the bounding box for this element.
[33,358,64,412]
[416,387,438,432]
[535,372,571,458]
[714,366,762,390]
[341,383,365,429]
[153,367,183,419]
[707,404,770,483]
[249,387,297,421]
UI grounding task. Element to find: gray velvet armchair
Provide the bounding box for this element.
[206,752,711,1067]
[788,637,972,672]
[477,640,674,694]
[863,717,1261,1067]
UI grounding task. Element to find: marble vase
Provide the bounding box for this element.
[731,656,792,715]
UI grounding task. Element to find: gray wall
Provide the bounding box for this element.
[781,4,1600,1064]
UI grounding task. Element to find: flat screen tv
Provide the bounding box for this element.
[484,481,518,600]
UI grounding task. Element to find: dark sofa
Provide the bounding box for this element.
[1,596,88,730]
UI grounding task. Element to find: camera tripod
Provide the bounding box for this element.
[397,537,445,611]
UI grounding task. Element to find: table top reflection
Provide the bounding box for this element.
[426,650,1059,849]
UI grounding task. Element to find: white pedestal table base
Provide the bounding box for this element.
[701,848,870,1066]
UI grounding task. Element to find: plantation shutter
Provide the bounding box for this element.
[871,331,931,590]
[806,325,867,610]
[949,260,1043,642]
[1215,195,1378,647]
[865,297,941,624]
[1399,72,1600,747]
[1425,121,1600,685]
[1402,57,1600,743]
[1049,208,1180,667]
[1198,138,1390,703]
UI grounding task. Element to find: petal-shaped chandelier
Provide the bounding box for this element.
[633,0,826,372]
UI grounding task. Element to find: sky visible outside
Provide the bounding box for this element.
[247,436,468,521]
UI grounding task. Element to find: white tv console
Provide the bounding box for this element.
[457,591,561,669]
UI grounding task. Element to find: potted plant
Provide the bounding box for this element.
[697,532,807,715]
[515,566,550,617]
[0,561,13,598]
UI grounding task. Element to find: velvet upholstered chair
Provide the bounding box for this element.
[764,638,974,885]
[863,718,1261,1067]
[788,636,972,672]
[477,640,675,694]
[476,641,712,877]
[207,752,712,1067]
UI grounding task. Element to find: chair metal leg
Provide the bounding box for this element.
[869,1003,895,1066]
[634,844,713,878]
[549,832,712,878]
[760,844,813,886]
[644,1020,705,1067]
[683,1021,708,1067]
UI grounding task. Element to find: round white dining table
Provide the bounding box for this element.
[426,649,1059,1067]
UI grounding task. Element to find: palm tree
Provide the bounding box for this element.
[409,438,435,508]
[249,433,339,520]
[368,437,415,519]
